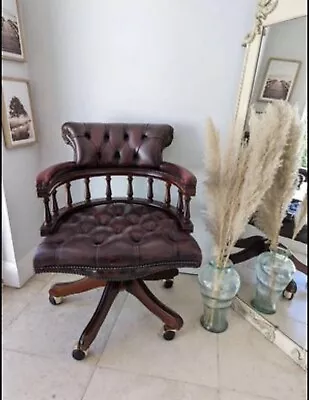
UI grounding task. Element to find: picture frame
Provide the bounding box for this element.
[2,0,25,62]
[2,77,37,148]
[259,57,301,102]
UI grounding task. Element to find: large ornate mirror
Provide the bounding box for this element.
[233,0,307,370]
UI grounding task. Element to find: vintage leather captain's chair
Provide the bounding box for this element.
[34,123,202,360]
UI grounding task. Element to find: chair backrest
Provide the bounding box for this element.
[62,123,174,168]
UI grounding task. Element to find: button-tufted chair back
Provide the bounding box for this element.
[62,123,174,168]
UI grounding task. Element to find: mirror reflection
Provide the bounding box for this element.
[238,16,307,353]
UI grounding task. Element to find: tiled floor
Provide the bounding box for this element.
[2,273,307,400]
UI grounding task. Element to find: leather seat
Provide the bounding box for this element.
[34,202,201,280]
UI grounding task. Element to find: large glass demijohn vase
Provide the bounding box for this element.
[198,259,241,333]
[251,246,295,314]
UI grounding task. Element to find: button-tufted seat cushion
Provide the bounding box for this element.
[34,203,202,280]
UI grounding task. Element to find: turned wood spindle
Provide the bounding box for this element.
[44,197,52,224]
[165,182,171,207]
[184,195,191,220]
[177,190,184,214]
[52,190,59,215]
[127,175,133,200]
[147,177,154,201]
[66,182,73,207]
[106,175,112,200]
[84,177,91,202]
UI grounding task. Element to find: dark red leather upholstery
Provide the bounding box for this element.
[34,202,202,280]
[34,122,202,280]
[62,123,173,168]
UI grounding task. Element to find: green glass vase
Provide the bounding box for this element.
[251,247,295,314]
[198,259,241,333]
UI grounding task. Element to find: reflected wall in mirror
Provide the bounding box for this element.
[233,1,307,370]
[245,16,306,127]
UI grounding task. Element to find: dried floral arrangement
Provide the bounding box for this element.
[204,100,300,268]
[253,105,305,249]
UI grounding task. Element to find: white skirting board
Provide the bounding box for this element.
[2,260,21,288]
[2,247,37,288]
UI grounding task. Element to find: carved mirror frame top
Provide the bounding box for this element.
[234,0,307,133]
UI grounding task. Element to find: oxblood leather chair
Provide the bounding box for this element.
[34,123,202,360]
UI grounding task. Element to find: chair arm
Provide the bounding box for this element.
[159,162,197,196]
[36,162,77,196]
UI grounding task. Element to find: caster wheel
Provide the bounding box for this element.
[49,295,63,306]
[72,347,88,361]
[282,289,294,300]
[163,279,174,289]
[163,329,176,341]
[282,280,297,300]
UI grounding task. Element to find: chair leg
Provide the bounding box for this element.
[73,281,121,360]
[49,277,106,304]
[126,279,183,340]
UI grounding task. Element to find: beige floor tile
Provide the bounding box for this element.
[32,272,56,284]
[3,285,127,364]
[83,367,219,400]
[219,388,276,400]
[2,296,28,333]
[2,275,53,331]
[218,311,307,400]
[39,273,85,293]
[98,275,219,388]
[2,349,94,400]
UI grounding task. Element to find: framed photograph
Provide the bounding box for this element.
[2,77,37,148]
[2,0,25,61]
[259,58,301,102]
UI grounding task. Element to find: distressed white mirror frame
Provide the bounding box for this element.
[234,0,307,133]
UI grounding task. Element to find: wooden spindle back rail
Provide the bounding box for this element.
[177,190,184,214]
[184,195,191,220]
[52,190,59,215]
[165,182,171,207]
[127,175,133,200]
[106,175,112,200]
[66,182,73,207]
[147,177,154,202]
[44,197,52,225]
[40,173,194,234]
[84,177,91,202]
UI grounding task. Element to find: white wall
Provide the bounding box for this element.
[3,0,257,285]
[2,55,42,286]
[21,0,256,171]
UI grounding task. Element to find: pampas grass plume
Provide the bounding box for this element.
[204,100,296,267]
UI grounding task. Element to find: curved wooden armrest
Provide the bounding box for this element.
[37,165,197,198]
[36,162,79,196]
[159,162,197,195]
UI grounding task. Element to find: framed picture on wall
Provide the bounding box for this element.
[259,58,301,102]
[2,77,37,148]
[2,0,25,61]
